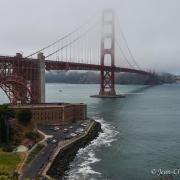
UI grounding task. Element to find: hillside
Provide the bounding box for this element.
[46,71,176,84]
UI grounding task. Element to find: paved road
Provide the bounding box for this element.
[23,142,56,179]
[23,121,88,179]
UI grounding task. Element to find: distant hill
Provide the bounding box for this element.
[45,71,176,84]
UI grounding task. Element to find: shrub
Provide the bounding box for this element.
[16,109,32,124]
[25,131,40,142]
[11,171,19,180]
[12,139,21,146]
[2,144,14,152]
[0,175,10,180]
[0,104,15,143]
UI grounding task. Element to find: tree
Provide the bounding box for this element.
[0,104,15,143]
[11,172,19,180]
[25,131,40,142]
[16,109,32,124]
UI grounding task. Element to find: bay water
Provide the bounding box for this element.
[1,84,180,180]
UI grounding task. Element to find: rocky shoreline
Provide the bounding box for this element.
[47,120,102,179]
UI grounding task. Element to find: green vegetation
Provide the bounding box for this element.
[16,109,32,124]
[0,104,40,178]
[0,171,24,180]
[0,105,15,144]
[25,130,40,142]
[0,105,44,179]
[1,144,14,152]
[0,150,20,175]
[46,71,176,84]
[10,119,35,146]
[25,144,45,165]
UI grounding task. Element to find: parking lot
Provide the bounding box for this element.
[38,120,90,144]
[23,120,91,179]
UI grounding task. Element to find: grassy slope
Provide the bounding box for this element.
[0,150,21,174]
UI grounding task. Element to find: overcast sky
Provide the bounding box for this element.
[1,0,180,74]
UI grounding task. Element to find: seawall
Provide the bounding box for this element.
[42,120,101,179]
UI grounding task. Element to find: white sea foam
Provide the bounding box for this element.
[65,117,119,180]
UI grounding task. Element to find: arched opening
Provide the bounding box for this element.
[0,75,32,104]
[104,13,113,22]
[103,24,113,34]
[0,89,9,104]
[104,38,112,49]
[104,54,112,66]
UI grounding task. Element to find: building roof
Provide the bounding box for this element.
[22,138,34,146]
[11,103,85,109]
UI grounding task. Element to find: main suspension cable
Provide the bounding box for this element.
[115,40,134,68]
[45,21,100,59]
[115,14,141,70]
[26,12,100,58]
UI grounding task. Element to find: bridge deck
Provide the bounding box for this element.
[0,56,152,76]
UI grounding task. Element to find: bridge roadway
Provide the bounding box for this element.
[0,56,152,76]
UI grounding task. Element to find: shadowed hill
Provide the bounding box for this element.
[46,71,176,85]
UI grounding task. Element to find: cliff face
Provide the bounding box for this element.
[47,121,101,179]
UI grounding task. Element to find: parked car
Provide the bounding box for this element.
[77,128,84,132]
[52,139,57,143]
[63,128,69,133]
[75,128,84,135]
[47,136,53,143]
[81,123,87,127]
[70,133,77,138]
[49,127,54,130]
[75,130,81,135]
[65,135,71,139]
[54,126,60,131]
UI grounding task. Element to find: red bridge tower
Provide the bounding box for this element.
[99,9,116,96]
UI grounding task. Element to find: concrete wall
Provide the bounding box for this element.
[37,53,45,103]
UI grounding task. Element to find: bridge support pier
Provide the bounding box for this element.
[37,53,45,103]
[29,53,45,104]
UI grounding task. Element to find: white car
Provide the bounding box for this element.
[75,128,84,134]
[75,130,81,135]
[77,128,84,132]
[63,128,68,133]
[70,133,77,137]
[54,127,59,131]
[81,123,87,127]
[52,139,57,143]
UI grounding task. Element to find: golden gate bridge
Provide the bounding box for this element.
[0,9,156,104]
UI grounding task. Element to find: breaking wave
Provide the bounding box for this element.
[65,117,119,180]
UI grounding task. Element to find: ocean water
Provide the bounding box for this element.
[1,84,180,180]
